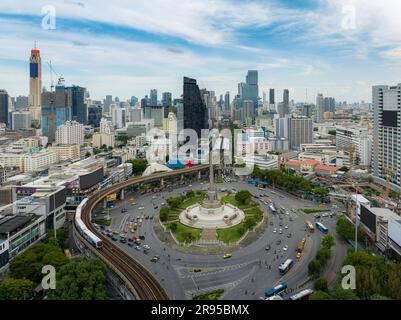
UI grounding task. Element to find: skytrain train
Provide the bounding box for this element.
[75,198,103,249]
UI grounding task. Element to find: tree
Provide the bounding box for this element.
[322,234,335,249]
[244,217,257,230]
[308,259,321,277]
[45,228,69,249]
[47,258,107,300]
[314,187,329,197]
[309,291,332,300]
[169,222,178,232]
[235,190,252,204]
[159,208,169,222]
[10,243,67,283]
[0,278,34,300]
[314,278,328,292]
[85,152,91,158]
[186,190,195,198]
[370,294,392,300]
[130,159,148,176]
[329,282,360,300]
[166,196,183,209]
[336,217,364,241]
[339,166,349,172]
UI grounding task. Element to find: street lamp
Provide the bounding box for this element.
[353,182,358,252]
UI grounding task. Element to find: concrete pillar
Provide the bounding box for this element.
[181,174,184,182]
[120,189,125,200]
[161,178,164,187]
[198,171,201,180]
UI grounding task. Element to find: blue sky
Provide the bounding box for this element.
[1,0,401,103]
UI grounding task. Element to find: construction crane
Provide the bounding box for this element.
[47,61,64,91]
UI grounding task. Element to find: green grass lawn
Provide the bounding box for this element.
[193,289,224,300]
[93,219,111,226]
[216,224,246,243]
[166,222,202,243]
[179,195,206,209]
[220,195,258,210]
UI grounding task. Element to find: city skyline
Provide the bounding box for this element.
[1,0,401,102]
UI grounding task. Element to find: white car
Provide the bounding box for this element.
[279,228,283,234]
[283,245,288,251]
[138,207,145,210]
[273,228,277,233]
[284,226,289,229]
[143,244,150,250]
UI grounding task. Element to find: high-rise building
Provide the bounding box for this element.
[41,79,72,143]
[68,86,87,124]
[111,106,126,129]
[270,115,290,151]
[323,97,336,113]
[0,89,9,126]
[301,104,313,118]
[103,95,113,113]
[55,120,84,146]
[243,100,255,122]
[239,70,259,113]
[150,89,158,106]
[144,105,164,128]
[336,125,371,167]
[11,111,31,130]
[289,116,313,150]
[130,96,138,106]
[15,95,29,110]
[372,84,401,188]
[283,89,290,115]
[269,88,275,105]
[29,48,42,123]
[162,92,172,108]
[315,93,324,123]
[224,91,230,116]
[183,77,208,139]
[87,105,103,127]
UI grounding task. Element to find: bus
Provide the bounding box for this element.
[269,205,277,215]
[297,238,306,253]
[265,283,288,297]
[289,288,314,300]
[278,259,294,275]
[315,222,329,234]
[305,220,315,233]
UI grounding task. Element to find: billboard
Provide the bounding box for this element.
[360,204,376,234]
[106,194,117,202]
[388,218,401,248]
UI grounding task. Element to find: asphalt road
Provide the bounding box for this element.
[92,176,347,300]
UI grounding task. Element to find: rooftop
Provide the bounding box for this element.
[0,215,33,235]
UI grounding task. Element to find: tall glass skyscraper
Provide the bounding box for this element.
[68,86,87,124]
[183,77,208,139]
[0,89,9,126]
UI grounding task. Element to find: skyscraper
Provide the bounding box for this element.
[240,70,259,112]
[29,48,42,123]
[162,92,172,108]
[68,85,87,124]
[283,89,290,115]
[323,97,336,113]
[372,84,401,188]
[269,88,275,105]
[315,93,324,123]
[103,95,113,113]
[150,89,158,106]
[224,91,230,116]
[87,105,103,127]
[183,77,208,139]
[0,90,9,126]
[289,116,313,150]
[41,79,72,143]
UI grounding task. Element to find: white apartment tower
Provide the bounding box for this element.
[55,120,84,145]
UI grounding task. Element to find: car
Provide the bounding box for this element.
[296,252,302,260]
[145,216,150,220]
[143,244,150,250]
[134,240,141,245]
[269,221,274,226]
[283,245,288,251]
[279,216,283,220]
[135,246,141,251]
[139,235,145,240]
[322,213,330,218]
[152,196,157,199]
[120,238,127,243]
[128,242,134,247]
[284,225,289,229]
[273,228,277,233]
[150,216,154,220]
[314,213,321,219]
[279,228,283,234]
[287,233,292,238]
[279,222,283,226]
[276,239,281,245]
[151,257,158,262]
[138,207,145,210]
[161,202,166,206]
[289,217,294,222]
[189,185,193,187]
[223,253,232,259]
[111,236,118,241]
[128,237,134,242]
[265,244,271,251]
[154,206,159,209]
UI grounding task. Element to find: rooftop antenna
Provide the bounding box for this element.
[305,88,308,104]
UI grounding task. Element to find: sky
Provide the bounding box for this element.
[1,0,401,103]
